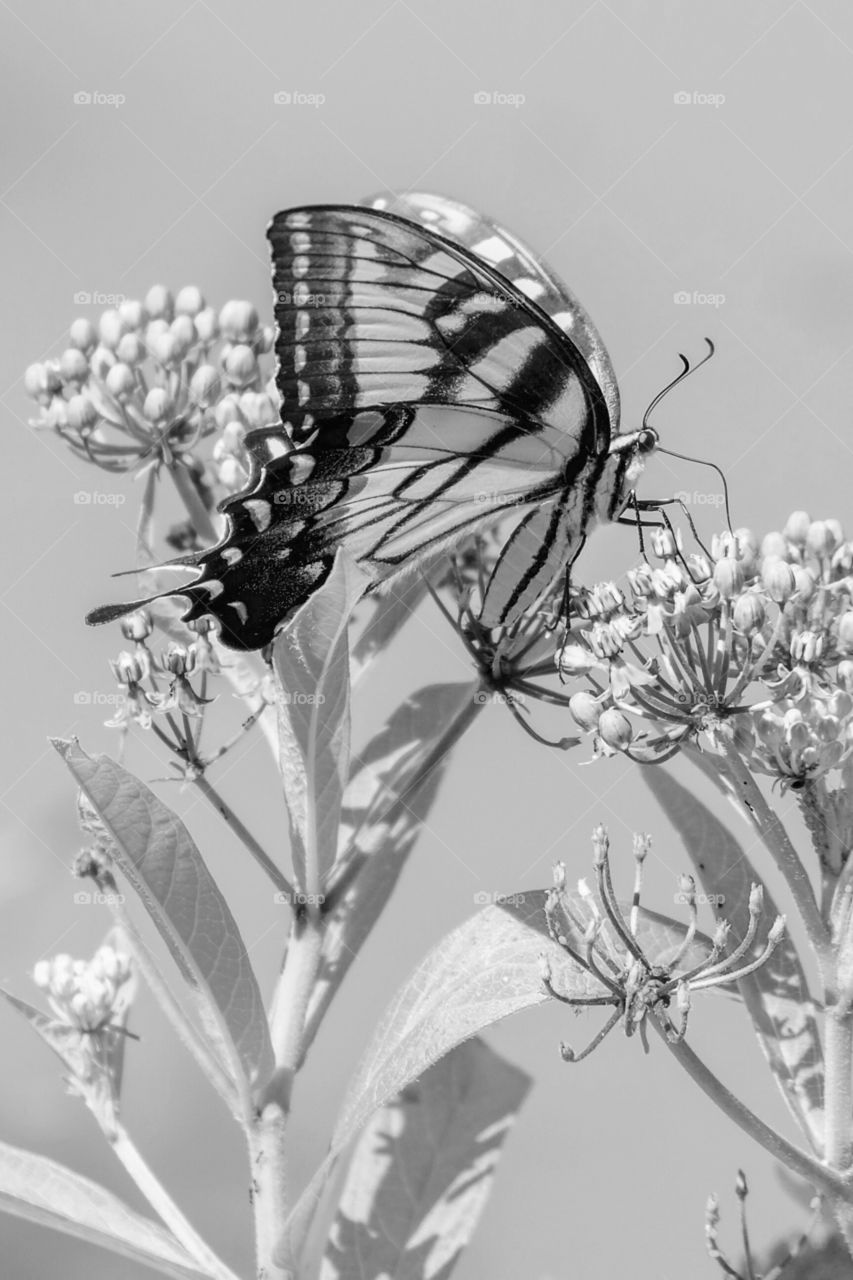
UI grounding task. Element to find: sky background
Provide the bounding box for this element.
[3,1,853,1277]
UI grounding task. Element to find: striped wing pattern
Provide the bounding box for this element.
[88,202,619,651]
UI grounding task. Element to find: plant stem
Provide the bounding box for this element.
[264,911,324,1113]
[716,738,832,974]
[654,1020,840,1196]
[192,773,296,900]
[168,459,218,544]
[248,1104,290,1280]
[110,1123,240,1280]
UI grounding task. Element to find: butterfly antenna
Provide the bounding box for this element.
[641,338,715,433]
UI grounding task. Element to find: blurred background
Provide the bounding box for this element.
[3,1,853,1275]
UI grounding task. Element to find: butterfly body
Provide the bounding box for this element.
[88,195,656,650]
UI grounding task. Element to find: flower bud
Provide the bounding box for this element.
[120,610,153,642]
[257,325,275,353]
[734,527,759,569]
[149,331,182,366]
[144,285,174,321]
[213,394,243,429]
[189,364,220,407]
[588,621,622,660]
[713,556,745,599]
[838,660,853,692]
[806,519,838,557]
[557,642,595,674]
[219,420,246,453]
[783,511,811,545]
[223,343,258,386]
[119,298,146,329]
[59,348,89,383]
[832,543,853,575]
[597,708,634,750]
[170,314,197,358]
[651,527,679,559]
[217,456,249,490]
[569,691,600,731]
[105,362,136,399]
[175,285,205,316]
[790,630,824,665]
[761,556,796,603]
[732,592,765,635]
[89,345,116,380]
[627,564,654,597]
[792,566,816,601]
[194,307,219,344]
[24,362,49,398]
[98,309,128,350]
[115,332,146,365]
[162,643,196,676]
[219,299,258,341]
[143,386,174,422]
[66,394,97,431]
[838,612,853,654]
[114,650,147,685]
[69,317,97,351]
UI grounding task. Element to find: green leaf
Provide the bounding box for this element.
[641,759,825,1152]
[318,1039,530,1280]
[0,1140,213,1280]
[272,551,369,891]
[304,683,481,1047]
[277,891,707,1268]
[52,740,274,1110]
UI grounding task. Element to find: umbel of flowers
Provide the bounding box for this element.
[24,287,279,544]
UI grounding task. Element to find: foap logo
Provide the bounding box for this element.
[474,689,522,706]
[272,891,326,907]
[473,90,526,107]
[674,891,725,907]
[472,890,527,907]
[275,290,326,307]
[73,90,126,108]
[272,90,325,107]
[73,890,127,906]
[673,490,726,508]
[74,490,127,507]
[279,691,326,706]
[73,290,126,306]
[673,89,725,108]
[673,290,726,308]
[73,691,126,707]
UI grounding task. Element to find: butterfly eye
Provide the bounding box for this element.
[637,428,659,453]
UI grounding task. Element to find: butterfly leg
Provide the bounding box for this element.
[632,496,712,560]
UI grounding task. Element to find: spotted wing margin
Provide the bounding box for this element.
[86,402,576,651]
[267,204,610,453]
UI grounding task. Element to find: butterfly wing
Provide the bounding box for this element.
[87,204,613,650]
[361,190,620,434]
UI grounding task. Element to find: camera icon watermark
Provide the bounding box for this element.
[74,491,127,507]
[473,90,526,107]
[279,690,326,706]
[673,290,726,307]
[673,90,725,108]
[73,90,126,108]
[275,290,326,307]
[272,90,325,107]
[473,689,519,706]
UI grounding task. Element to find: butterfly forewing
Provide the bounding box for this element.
[87,199,632,651]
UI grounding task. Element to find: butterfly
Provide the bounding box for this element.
[87,191,662,652]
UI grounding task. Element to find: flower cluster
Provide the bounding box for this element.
[25,287,277,496]
[541,827,783,1059]
[106,608,269,776]
[34,945,135,1036]
[559,513,853,789]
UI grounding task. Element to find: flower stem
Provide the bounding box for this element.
[192,773,296,900]
[168,458,218,544]
[716,737,832,974]
[110,1123,240,1280]
[653,1020,839,1196]
[248,1104,291,1280]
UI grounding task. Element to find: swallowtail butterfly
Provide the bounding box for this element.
[87,192,661,651]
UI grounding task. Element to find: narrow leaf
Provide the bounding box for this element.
[319,1039,530,1280]
[272,551,369,890]
[641,759,825,1151]
[52,740,274,1107]
[304,683,480,1046]
[351,575,429,679]
[0,1140,213,1280]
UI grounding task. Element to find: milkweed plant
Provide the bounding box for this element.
[8,283,853,1280]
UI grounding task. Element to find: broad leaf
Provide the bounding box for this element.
[277,891,709,1268]
[351,575,429,680]
[319,1039,530,1280]
[0,1140,213,1280]
[641,759,825,1152]
[304,683,481,1048]
[52,740,274,1110]
[272,551,369,890]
